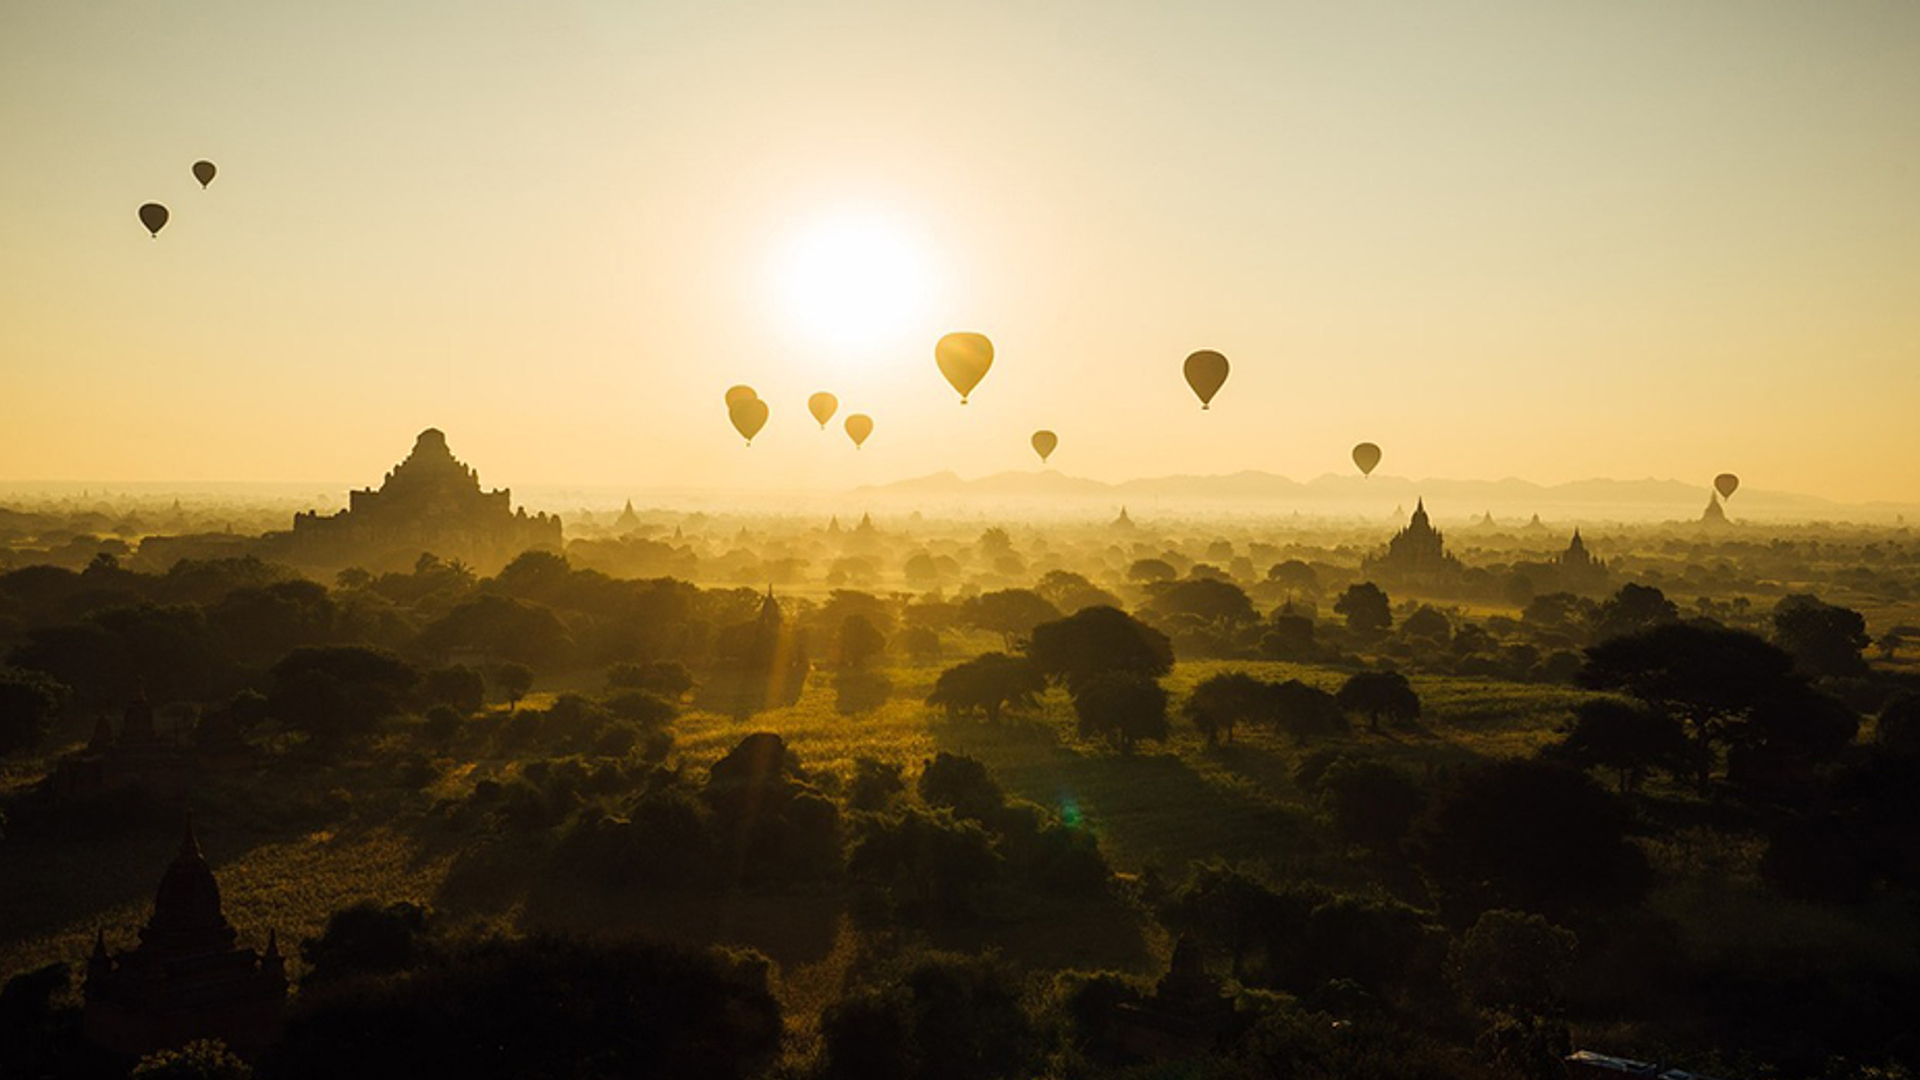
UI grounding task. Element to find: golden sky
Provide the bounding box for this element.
[3,1,1917,502]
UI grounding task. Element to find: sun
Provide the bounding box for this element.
[771,210,934,357]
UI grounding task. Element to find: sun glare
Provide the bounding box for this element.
[772,211,933,358]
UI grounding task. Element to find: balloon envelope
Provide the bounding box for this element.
[1352,442,1382,477]
[192,161,216,188]
[1183,350,1229,409]
[1714,473,1739,499]
[844,414,873,448]
[138,203,169,237]
[935,332,994,404]
[808,392,838,429]
[729,398,769,444]
[1031,430,1058,463]
[725,384,758,409]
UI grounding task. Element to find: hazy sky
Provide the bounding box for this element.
[3,1,1917,502]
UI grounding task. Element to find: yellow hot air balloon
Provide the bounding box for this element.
[935,332,994,404]
[1714,473,1739,499]
[1352,442,1382,477]
[730,398,769,445]
[1031,430,1058,464]
[809,392,839,429]
[192,161,217,189]
[1183,350,1229,409]
[725,384,758,409]
[138,203,169,238]
[844,413,873,448]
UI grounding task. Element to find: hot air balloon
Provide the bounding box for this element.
[192,161,217,189]
[730,398,769,445]
[725,385,758,409]
[138,203,169,238]
[1352,442,1382,477]
[844,414,873,448]
[1714,473,1739,499]
[808,392,839,429]
[1183,350,1229,409]
[935,332,994,404]
[1031,430,1058,464]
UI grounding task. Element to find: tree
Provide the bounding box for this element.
[817,952,1031,1080]
[1551,698,1693,793]
[0,667,63,757]
[269,646,419,748]
[1268,679,1348,739]
[1185,671,1269,746]
[1336,671,1421,733]
[1071,671,1169,753]
[838,614,888,669]
[420,665,485,715]
[1409,759,1650,921]
[1879,694,1920,758]
[1580,623,1850,790]
[1400,605,1452,642]
[899,626,942,663]
[131,1040,254,1079]
[847,807,1001,917]
[606,660,694,698]
[1588,583,1678,642]
[1127,558,1176,584]
[1144,578,1257,626]
[1027,606,1173,694]
[1450,910,1578,1013]
[1033,570,1120,614]
[917,752,1006,821]
[1267,560,1319,592]
[1318,757,1426,851]
[961,589,1060,648]
[1333,582,1392,633]
[266,936,780,1080]
[1772,594,1870,677]
[1262,606,1317,660]
[926,653,1045,723]
[492,662,533,711]
[301,901,433,988]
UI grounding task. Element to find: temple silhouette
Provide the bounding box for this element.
[279,428,561,573]
[1363,498,1462,582]
[83,819,286,1058]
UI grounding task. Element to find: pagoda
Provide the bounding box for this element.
[83,819,287,1058]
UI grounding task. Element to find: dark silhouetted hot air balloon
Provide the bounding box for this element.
[935,332,993,404]
[1183,350,1229,409]
[138,203,169,238]
[845,414,873,448]
[1031,430,1058,464]
[1714,473,1739,499]
[1352,442,1382,477]
[730,398,768,445]
[809,392,838,429]
[725,385,758,409]
[192,161,217,189]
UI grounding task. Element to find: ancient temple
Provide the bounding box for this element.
[285,428,562,572]
[53,695,250,799]
[83,819,287,1058]
[614,500,641,532]
[1115,935,1237,1059]
[1701,493,1729,525]
[1112,506,1136,530]
[1363,499,1462,580]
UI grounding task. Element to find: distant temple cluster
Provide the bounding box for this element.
[52,695,250,799]
[286,428,560,572]
[83,820,287,1059]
